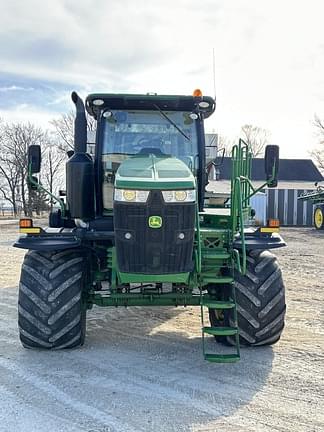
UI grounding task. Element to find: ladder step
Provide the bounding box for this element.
[203,326,238,336]
[202,251,231,260]
[203,276,234,284]
[202,265,224,270]
[201,300,235,309]
[199,228,229,234]
[204,353,240,363]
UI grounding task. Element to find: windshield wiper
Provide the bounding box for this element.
[153,104,190,141]
[102,152,137,157]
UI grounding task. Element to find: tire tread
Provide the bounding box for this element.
[209,249,286,346]
[18,250,86,350]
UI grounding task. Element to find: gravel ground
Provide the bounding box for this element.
[0,224,323,432]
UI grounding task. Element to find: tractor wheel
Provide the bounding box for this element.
[209,249,286,346]
[18,249,88,349]
[314,205,324,230]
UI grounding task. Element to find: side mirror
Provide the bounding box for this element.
[28,145,41,173]
[264,145,279,188]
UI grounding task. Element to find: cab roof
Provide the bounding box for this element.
[85,93,216,120]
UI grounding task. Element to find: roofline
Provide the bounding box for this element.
[217,156,323,182]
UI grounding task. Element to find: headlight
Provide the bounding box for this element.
[114,189,149,203]
[162,190,196,203]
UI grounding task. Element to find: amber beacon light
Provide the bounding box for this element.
[193,89,203,97]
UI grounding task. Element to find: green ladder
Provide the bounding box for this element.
[199,234,240,363]
[201,296,240,363]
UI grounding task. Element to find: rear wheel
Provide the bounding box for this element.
[209,249,286,346]
[314,206,324,230]
[18,249,88,349]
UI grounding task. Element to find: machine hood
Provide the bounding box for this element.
[115,155,195,190]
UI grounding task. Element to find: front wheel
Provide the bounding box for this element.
[209,249,286,346]
[18,249,88,349]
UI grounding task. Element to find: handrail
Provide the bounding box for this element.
[231,140,250,275]
[195,198,202,275]
[231,177,246,274]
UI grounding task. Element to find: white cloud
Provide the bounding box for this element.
[0,106,59,129]
[0,0,324,157]
[0,85,34,92]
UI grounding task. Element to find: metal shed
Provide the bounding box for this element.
[266,184,315,226]
[206,158,323,227]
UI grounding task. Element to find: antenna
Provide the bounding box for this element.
[212,48,216,101]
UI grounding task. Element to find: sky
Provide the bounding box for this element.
[0,0,324,158]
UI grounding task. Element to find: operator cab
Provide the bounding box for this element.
[101,109,198,210]
[86,92,215,213]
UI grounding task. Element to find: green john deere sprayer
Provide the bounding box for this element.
[298,184,324,229]
[14,90,286,362]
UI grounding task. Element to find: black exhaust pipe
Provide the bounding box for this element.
[71,91,87,153]
[66,91,95,220]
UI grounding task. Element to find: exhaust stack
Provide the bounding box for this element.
[71,91,87,153]
[66,91,95,219]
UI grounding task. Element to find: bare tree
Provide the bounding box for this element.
[41,138,65,210]
[0,157,20,215]
[314,114,324,137]
[216,126,270,159]
[310,114,324,173]
[50,112,74,152]
[0,120,21,215]
[0,121,47,216]
[50,110,96,153]
[240,124,270,157]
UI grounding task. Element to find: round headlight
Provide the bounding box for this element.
[123,190,136,201]
[189,113,198,120]
[175,191,187,201]
[199,101,209,109]
[93,99,105,106]
[103,111,112,118]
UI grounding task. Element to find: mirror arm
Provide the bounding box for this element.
[240,158,279,204]
[206,147,225,172]
[28,165,66,217]
[270,162,277,182]
[264,161,278,188]
[238,176,268,204]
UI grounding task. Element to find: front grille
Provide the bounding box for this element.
[114,190,195,274]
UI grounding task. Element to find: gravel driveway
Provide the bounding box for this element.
[0,224,323,431]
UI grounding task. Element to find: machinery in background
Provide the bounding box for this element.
[299,183,324,229]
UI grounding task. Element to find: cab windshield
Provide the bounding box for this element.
[101,109,198,210]
[102,110,198,161]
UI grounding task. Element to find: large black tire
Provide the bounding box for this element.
[18,249,87,349]
[209,250,286,346]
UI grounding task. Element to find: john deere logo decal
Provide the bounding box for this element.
[149,216,162,228]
